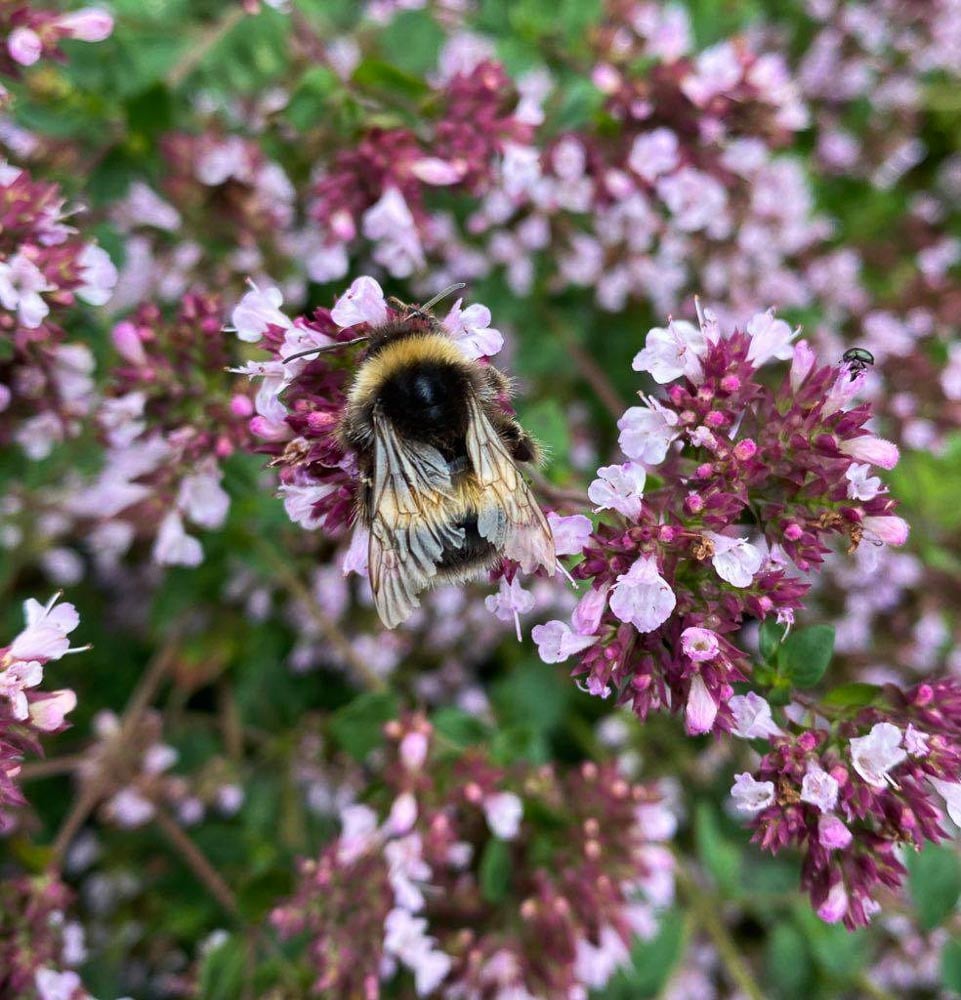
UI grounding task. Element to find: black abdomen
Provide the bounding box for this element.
[378,362,470,442]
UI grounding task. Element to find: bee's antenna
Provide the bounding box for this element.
[418,282,466,314]
[282,337,369,364]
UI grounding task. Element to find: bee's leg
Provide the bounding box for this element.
[490,412,542,465]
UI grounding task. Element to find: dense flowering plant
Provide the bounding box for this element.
[3,1,961,997]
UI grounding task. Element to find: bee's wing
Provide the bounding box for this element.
[368,410,465,628]
[465,396,555,575]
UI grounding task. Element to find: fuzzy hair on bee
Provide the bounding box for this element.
[333,295,556,629]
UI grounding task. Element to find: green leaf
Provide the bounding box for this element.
[764,923,811,998]
[479,838,512,904]
[491,659,570,737]
[285,66,339,131]
[604,908,685,998]
[432,707,491,749]
[124,83,173,136]
[352,59,431,100]
[198,936,245,1000]
[329,692,399,761]
[758,619,786,662]
[908,843,961,931]
[694,802,741,896]
[941,936,961,992]
[822,682,882,708]
[779,625,835,688]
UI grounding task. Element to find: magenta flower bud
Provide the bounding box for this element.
[839,435,900,469]
[720,374,741,393]
[790,339,817,390]
[915,684,935,706]
[685,674,718,735]
[862,515,909,546]
[229,394,254,417]
[680,626,720,662]
[798,732,818,752]
[733,439,757,460]
[56,8,115,41]
[8,27,42,66]
[816,881,849,924]
[111,320,148,365]
[784,523,803,541]
[695,463,713,478]
[818,815,853,850]
[705,410,725,428]
[685,491,705,513]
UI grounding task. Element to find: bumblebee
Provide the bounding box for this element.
[292,289,556,628]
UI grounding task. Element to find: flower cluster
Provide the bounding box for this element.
[308,52,535,282]
[270,713,675,998]
[0,161,117,458]
[534,306,907,733]
[0,3,112,75]
[1,593,81,828]
[110,135,299,312]
[732,680,961,928]
[233,274,504,545]
[0,873,90,1000]
[67,294,247,568]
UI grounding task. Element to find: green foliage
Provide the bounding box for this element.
[908,844,961,931]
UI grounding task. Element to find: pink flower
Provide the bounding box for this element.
[588,462,646,519]
[929,778,961,826]
[338,803,379,864]
[745,309,796,366]
[232,284,293,342]
[56,8,115,41]
[609,555,676,633]
[0,660,43,719]
[531,620,599,664]
[839,435,900,469]
[816,881,849,924]
[790,339,817,390]
[632,319,707,384]
[410,157,466,184]
[573,925,631,990]
[35,969,83,1000]
[904,724,929,757]
[680,626,720,661]
[731,772,775,813]
[385,792,418,836]
[330,275,388,328]
[8,27,42,67]
[76,244,118,306]
[484,791,523,840]
[106,787,155,827]
[10,595,80,661]
[177,462,230,530]
[484,577,535,641]
[729,692,783,739]
[685,674,718,735]
[617,398,681,465]
[800,762,839,813]
[0,252,52,328]
[682,41,742,104]
[399,732,429,771]
[547,513,593,556]
[627,128,680,183]
[845,463,883,501]
[442,299,503,359]
[849,722,907,788]
[361,188,425,278]
[818,814,853,850]
[862,515,909,546]
[152,512,204,567]
[28,689,77,731]
[705,532,764,588]
[571,584,610,635]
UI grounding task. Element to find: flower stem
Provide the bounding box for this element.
[47,635,180,868]
[674,858,765,1000]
